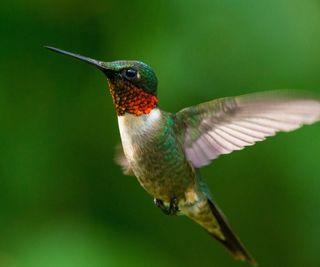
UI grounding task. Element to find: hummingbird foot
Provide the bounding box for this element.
[154,197,179,215]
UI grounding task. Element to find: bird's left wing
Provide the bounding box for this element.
[175,91,320,168]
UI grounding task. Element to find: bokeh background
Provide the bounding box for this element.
[1,0,320,266]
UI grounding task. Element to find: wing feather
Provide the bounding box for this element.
[175,91,320,167]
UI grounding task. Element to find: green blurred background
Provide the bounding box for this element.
[1,0,320,266]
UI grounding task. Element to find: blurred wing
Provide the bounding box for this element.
[175,91,320,168]
[115,144,134,176]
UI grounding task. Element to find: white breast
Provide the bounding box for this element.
[117,108,161,161]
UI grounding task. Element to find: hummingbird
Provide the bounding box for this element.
[45,46,320,266]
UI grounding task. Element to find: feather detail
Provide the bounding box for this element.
[176,90,320,167]
[114,144,134,176]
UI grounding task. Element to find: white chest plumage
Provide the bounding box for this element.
[117,108,161,162]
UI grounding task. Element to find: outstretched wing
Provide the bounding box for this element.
[175,91,320,168]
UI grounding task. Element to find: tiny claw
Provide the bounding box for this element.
[154,198,170,215]
[154,197,180,216]
[169,197,179,215]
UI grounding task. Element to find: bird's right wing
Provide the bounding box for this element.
[175,91,320,168]
[115,144,134,176]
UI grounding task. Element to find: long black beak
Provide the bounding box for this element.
[44,46,108,72]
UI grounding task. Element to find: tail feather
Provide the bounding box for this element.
[184,196,257,266]
[207,198,257,266]
[189,170,257,265]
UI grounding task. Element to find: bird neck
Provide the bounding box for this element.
[108,80,158,116]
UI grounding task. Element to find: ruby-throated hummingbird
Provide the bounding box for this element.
[46,46,320,265]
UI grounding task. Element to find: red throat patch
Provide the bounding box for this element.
[108,80,158,116]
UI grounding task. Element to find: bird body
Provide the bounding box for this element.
[46,46,320,266]
[118,109,195,202]
[117,107,254,262]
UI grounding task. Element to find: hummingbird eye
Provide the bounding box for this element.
[123,68,138,80]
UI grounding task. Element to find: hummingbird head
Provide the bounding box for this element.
[103,60,158,115]
[45,46,158,116]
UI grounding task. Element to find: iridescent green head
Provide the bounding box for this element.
[45,46,159,116]
[102,60,158,96]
